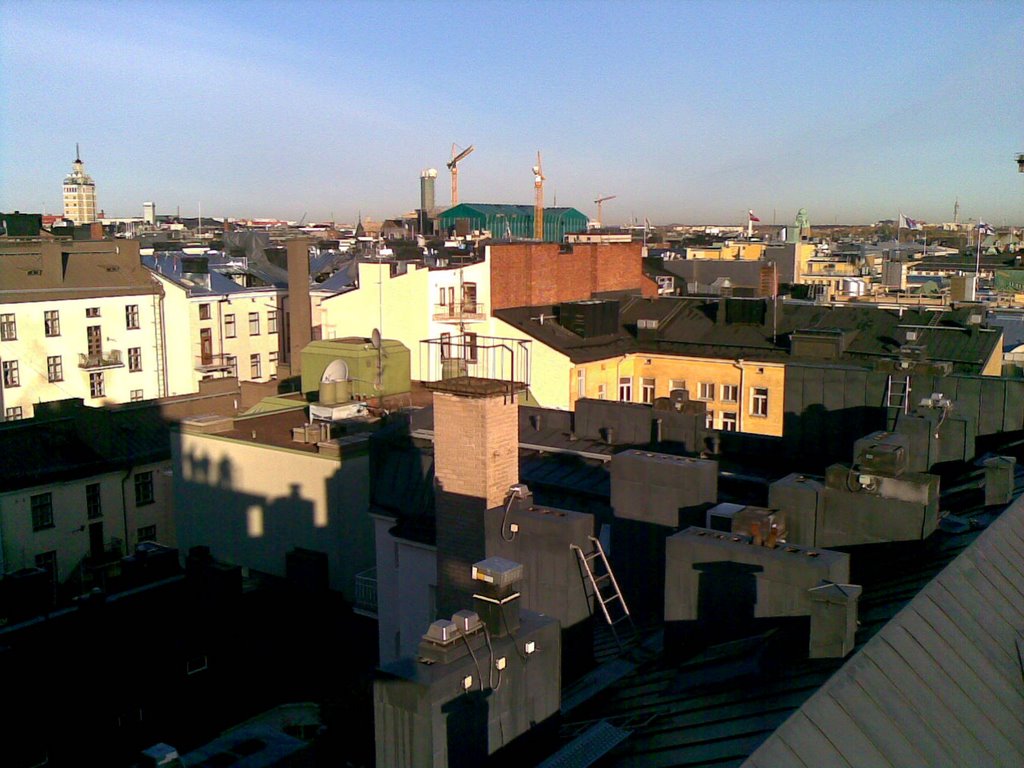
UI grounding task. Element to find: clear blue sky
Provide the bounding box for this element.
[1,0,1021,226]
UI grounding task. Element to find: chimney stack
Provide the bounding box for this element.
[286,237,313,375]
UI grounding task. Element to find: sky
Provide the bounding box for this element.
[1,0,1022,226]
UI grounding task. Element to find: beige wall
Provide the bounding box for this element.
[172,425,373,601]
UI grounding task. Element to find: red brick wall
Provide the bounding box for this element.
[489,242,657,310]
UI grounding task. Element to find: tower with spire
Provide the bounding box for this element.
[62,143,97,224]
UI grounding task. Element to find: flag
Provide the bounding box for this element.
[748,210,761,222]
[977,220,995,235]
[898,213,922,231]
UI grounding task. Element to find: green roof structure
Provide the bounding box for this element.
[438,203,588,243]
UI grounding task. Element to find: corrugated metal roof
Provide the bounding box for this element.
[743,492,1024,768]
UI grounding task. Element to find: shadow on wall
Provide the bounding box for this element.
[172,433,374,602]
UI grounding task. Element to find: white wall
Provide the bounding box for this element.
[372,513,438,665]
[0,461,173,583]
[1,293,164,418]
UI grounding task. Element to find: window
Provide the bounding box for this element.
[705,410,715,429]
[47,355,63,382]
[577,368,586,398]
[87,483,102,519]
[134,471,155,506]
[669,379,687,394]
[618,376,632,402]
[438,287,446,306]
[3,360,19,388]
[137,524,156,542]
[128,346,142,372]
[268,310,278,334]
[721,384,739,403]
[86,307,100,318]
[440,332,452,359]
[465,332,478,363]
[250,353,261,378]
[89,371,104,398]
[44,310,60,337]
[698,382,715,401]
[31,492,54,531]
[35,550,57,577]
[722,412,738,432]
[199,303,211,320]
[249,312,260,335]
[5,406,23,421]
[641,377,656,404]
[125,304,140,330]
[597,383,606,400]
[225,314,236,338]
[131,389,144,402]
[751,387,769,417]
[226,355,238,378]
[1,313,16,340]
[268,351,278,366]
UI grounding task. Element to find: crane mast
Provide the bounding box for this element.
[533,151,545,240]
[446,143,475,207]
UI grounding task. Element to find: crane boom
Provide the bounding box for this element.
[594,194,616,227]
[447,143,475,207]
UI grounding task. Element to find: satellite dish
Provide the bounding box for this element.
[371,328,381,350]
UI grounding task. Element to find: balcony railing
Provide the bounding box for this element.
[195,353,236,372]
[431,301,487,324]
[354,567,378,618]
[420,334,530,394]
[79,350,123,370]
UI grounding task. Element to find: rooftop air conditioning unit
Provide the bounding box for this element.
[423,619,459,645]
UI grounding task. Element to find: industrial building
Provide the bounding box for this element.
[438,203,588,243]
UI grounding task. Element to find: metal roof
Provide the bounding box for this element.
[744,490,1024,768]
[556,465,1023,767]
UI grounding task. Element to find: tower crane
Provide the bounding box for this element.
[446,143,475,207]
[594,194,616,228]
[533,151,545,241]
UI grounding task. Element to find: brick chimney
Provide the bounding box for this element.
[432,380,520,618]
[286,238,312,375]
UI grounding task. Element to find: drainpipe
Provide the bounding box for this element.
[158,293,169,397]
[615,354,628,401]
[733,358,745,433]
[121,467,133,557]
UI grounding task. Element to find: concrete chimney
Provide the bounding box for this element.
[286,237,312,375]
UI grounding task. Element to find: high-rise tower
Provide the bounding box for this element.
[62,144,97,224]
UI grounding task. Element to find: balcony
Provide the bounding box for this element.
[195,353,235,372]
[432,301,488,324]
[353,567,378,618]
[79,350,123,370]
[420,334,530,395]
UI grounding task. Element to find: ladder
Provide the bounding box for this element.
[572,536,637,652]
[885,374,911,429]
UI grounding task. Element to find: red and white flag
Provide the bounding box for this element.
[748,210,761,222]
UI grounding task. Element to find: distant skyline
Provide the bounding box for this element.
[1,0,1021,226]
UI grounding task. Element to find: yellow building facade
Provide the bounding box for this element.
[569,353,785,437]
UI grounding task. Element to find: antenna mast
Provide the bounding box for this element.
[533,151,545,240]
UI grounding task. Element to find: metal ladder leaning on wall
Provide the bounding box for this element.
[572,535,637,652]
[885,374,911,430]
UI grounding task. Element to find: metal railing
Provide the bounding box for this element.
[354,567,378,618]
[420,334,530,391]
[194,352,236,372]
[431,300,488,323]
[78,350,123,369]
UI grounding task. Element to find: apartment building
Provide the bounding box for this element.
[145,252,284,394]
[0,239,165,419]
